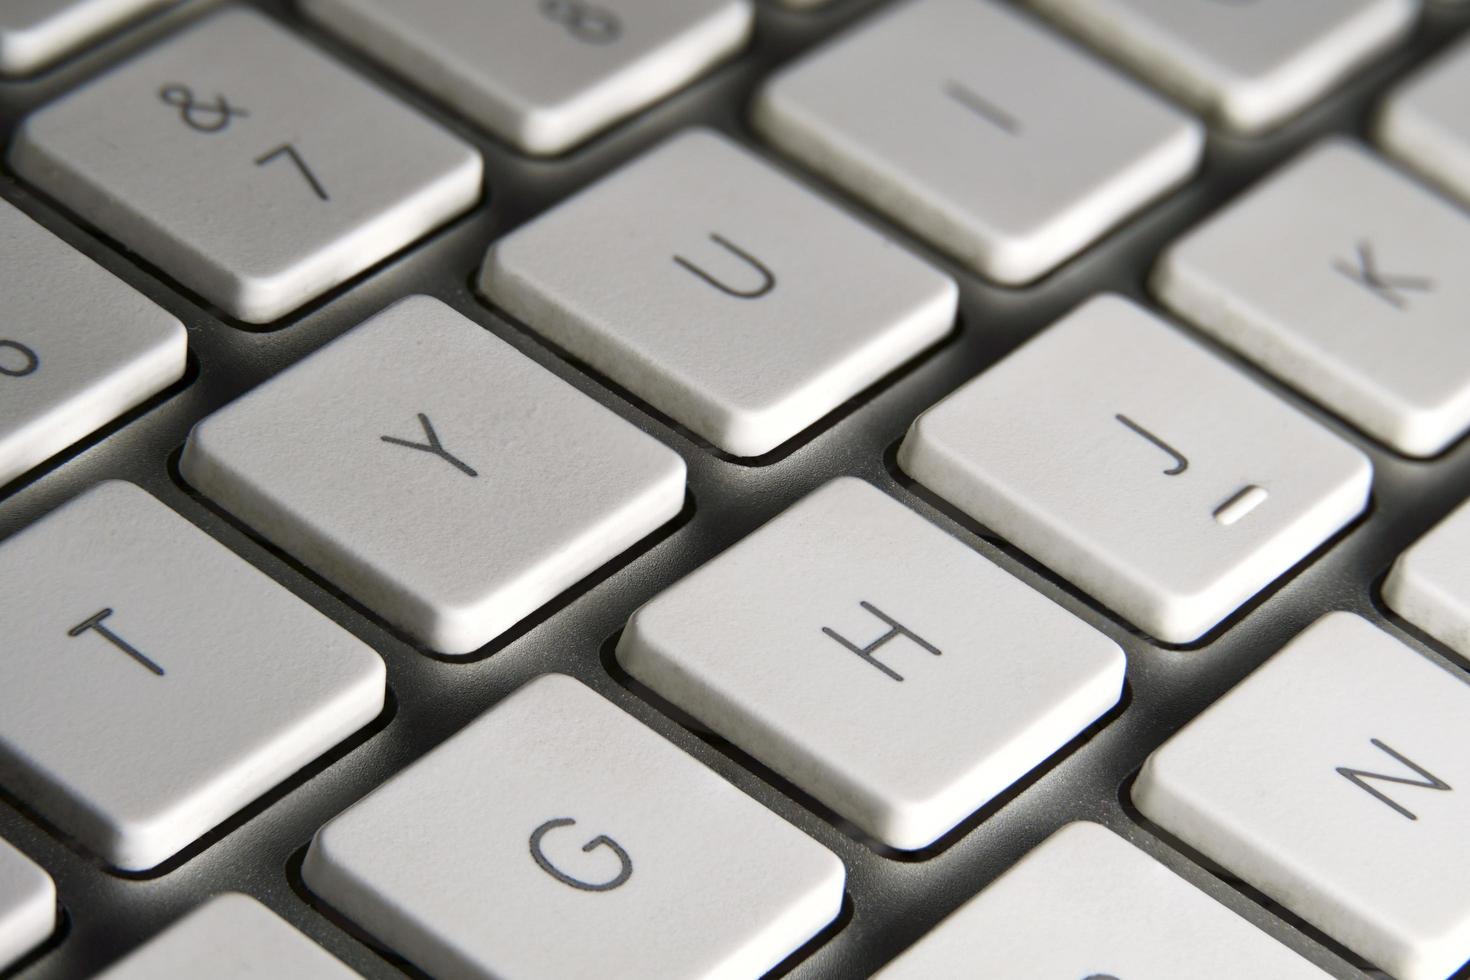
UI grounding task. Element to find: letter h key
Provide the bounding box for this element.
[822,601,940,682]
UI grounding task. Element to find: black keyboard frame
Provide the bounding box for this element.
[2,1,1470,977]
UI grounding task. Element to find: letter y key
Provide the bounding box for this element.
[380,413,478,478]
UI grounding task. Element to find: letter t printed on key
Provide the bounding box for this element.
[68,608,165,675]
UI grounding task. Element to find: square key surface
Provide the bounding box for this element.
[0,0,173,76]
[1156,140,1470,457]
[305,674,845,979]
[1385,496,1470,659]
[302,0,753,155]
[95,894,362,979]
[900,294,1371,643]
[0,838,54,973]
[482,128,956,457]
[182,295,687,655]
[1032,0,1418,132]
[0,196,186,489]
[9,8,482,323]
[1135,613,1470,980]
[620,477,1126,850]
[875,823,1329,978]
[1380,34,1470,208]
[0,481,385,871]
[753,0,1202,284]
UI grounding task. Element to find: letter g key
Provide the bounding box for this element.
[529,817,633,892]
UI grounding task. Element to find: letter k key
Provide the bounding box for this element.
[1332,241,1434,311]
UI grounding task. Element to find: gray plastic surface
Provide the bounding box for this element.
[1,1,1469,978]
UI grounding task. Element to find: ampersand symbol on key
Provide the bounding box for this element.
[158,83,250,133]
[539,0,622,45]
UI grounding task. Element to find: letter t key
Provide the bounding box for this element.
[68,609,165,675]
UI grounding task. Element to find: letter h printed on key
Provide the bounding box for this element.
[822,601,940,682]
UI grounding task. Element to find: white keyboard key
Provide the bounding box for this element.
[0,839,53,973]
[97,894,361,980]
[305,674,844,979]
[752,0,1203,285]
[1032,0,1419,133]
[1379,35,1470,208]
[481,129,957,457]
[875,822,1329,979]
[182,296,685,655]
[0,197,186,489]
[0,481,386,871]
[620,478,1125,850]
[0,0,170,75]
[899,295,1371,644]
[1156,139,1470,458]
[1135,613,1470,980]
[1385,498,1470,660]
[9,8,482,324]
[303,0,752,156]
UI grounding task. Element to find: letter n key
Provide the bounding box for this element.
[1337,738,1450,821]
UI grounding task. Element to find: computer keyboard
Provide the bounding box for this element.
[1,0,1470,978]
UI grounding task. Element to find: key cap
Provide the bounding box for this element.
[620,478,1125,850]
[305,673,844,979]
[1379,35,1470,209]
[302,0,753,157]
[0,0,171,76]
[481,129,957,457]
[0,481,386,871]
[1156,139,1470,458]
[0,839,53,973]
[9,8,482,324]
[182,296,686,655]
[751,0,1203,286]
[1032,0,1419,133]
[874,822,1329,978]
[899,294,1371,644]
[97,894,361,979]
[0,197,186,489]
[1385,498,1470,660]
[1135,613,1470,980]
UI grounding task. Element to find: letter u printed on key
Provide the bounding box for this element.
[673,233,776,299]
